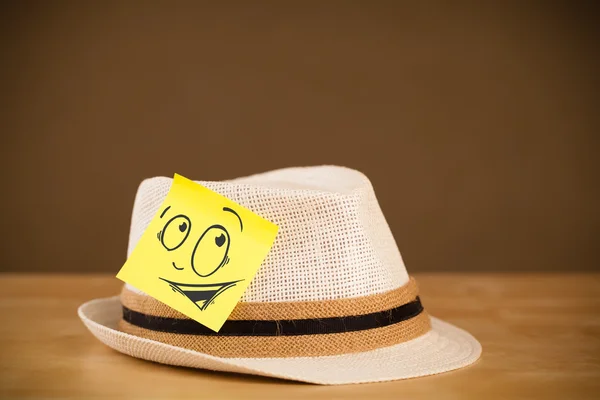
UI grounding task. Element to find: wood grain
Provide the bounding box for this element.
[0,273,598,399]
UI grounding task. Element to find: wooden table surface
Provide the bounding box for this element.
[0,273,598,399]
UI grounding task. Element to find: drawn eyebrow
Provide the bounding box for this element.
[160,206,171,218]
[223,207,243,231]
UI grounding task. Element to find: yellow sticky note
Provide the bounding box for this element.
[117,174,278,332]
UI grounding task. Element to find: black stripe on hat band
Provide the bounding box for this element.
[122,297,423,337]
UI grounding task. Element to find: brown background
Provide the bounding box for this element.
[1,1,598,273]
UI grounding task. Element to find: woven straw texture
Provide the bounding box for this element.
[79,166,481,384]
[125,166,409,302]
[121,277,420,320]
[118,312,432,358]
[118,274,431,358]
[79,297,481,384]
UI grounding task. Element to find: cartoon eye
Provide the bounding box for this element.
[191,225,230,277]
[160,215,192,251]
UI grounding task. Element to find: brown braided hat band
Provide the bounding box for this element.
[118,277,432,358]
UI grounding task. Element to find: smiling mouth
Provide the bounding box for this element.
[159,277,243,311]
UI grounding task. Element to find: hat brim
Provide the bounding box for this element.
[78,296,481,385]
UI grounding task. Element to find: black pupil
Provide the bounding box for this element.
[178,222,187,232]
[215,233,226,247]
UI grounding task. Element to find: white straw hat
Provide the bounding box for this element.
[79,166,481,385]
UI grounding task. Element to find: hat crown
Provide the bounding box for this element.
[127,166,409,302]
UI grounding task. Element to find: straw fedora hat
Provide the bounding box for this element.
[79,166,481,385]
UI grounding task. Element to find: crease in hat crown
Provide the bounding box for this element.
[126,165,410,303]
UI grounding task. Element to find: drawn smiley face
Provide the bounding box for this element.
[116,174,279,331]
[156,205,244,311]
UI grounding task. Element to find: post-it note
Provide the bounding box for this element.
[116,174,279,332]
